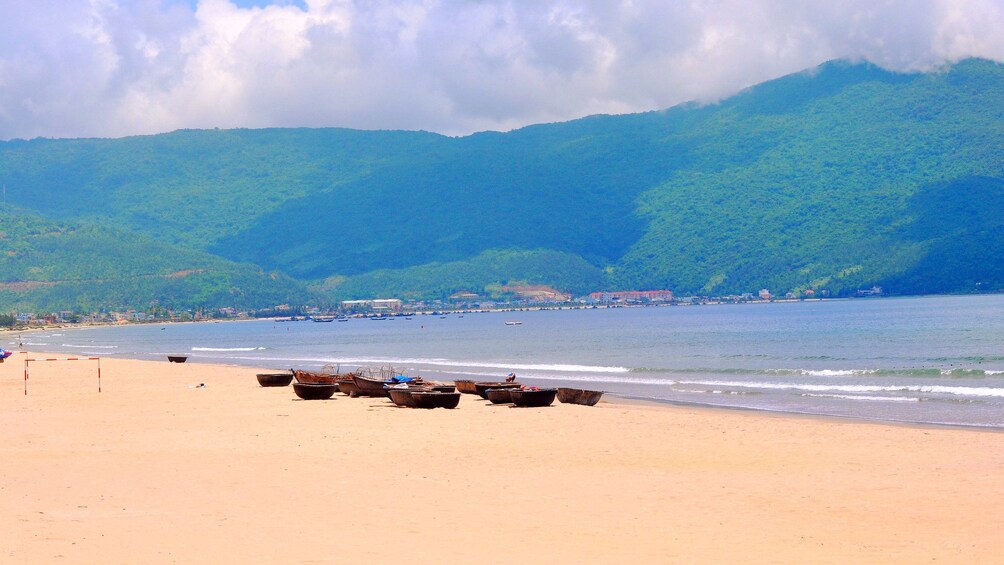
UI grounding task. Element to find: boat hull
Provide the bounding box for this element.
[256,372,294,387]
[294,369,353,385]
[410,391,461,409]
[485,388,514,404]
[454,380,479,394]
[474,382,521,399]
[510,388,557,407]
[292,382,338,400]
[556,388,604,406]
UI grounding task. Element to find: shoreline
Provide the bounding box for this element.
[4,353,1004,563]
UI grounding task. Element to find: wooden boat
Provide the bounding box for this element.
[167,355,188,363]
[337,379,360,397]
[387,388,418,407]
[454,380,479,394]
[474,381,522,399]
[256,372,293,387]
[293,369,358,385]
[556,388,604,406]
[352,374,393,397]
[485,388,514,404]
[509,388,557,407]
[410,391,461,409]
[292,382,338,400]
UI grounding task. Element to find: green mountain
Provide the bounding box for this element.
[0,58,1002,310]
[0,211,313,312]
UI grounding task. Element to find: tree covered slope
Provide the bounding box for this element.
[0,58,1001,308]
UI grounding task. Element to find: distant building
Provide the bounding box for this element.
[856,286,884,297]
[341,299,403,313]
[758,289,772,300]
[502,285,572,302]
[588,290,674,303]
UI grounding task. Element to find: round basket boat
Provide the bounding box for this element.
[509,388,557,408]
[410,391,461,409]
[337,379,360,397]
[292,382,338,400]
[454,380,479,394]
[474,381,521,399]
[485,388,514,404]
[256,372,293,387]
[556,388,604,406]
[387,388,417,407]
[167,355,188,363]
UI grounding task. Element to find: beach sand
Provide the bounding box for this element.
[2,353,1003,563]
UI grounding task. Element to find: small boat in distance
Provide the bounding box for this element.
[168,355,188,363]
[311,317,335,323]
[504,321,522,326]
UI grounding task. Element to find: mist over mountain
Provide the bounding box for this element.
[1,58,1002,310]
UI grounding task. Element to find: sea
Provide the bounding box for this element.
[12,294,1004,429]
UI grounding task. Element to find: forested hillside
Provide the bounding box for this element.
[0,58,1002,310]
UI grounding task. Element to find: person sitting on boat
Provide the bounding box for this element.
[505,372,516,382]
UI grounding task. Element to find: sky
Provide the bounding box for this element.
[1,0,1002,140]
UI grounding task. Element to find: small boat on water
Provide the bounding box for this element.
[256,372,294,387]
[510,387,557,407]
[168,355,188,363]
[410,391,461,409]
[556,388,604,406]
[292,382,338,400]
[504,321,522,326]
[311,317,335,323]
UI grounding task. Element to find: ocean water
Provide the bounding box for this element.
[13,295,1004,428]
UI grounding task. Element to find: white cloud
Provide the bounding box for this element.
[0,0,1002,140]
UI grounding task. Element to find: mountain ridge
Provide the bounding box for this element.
[1,57,1002,310]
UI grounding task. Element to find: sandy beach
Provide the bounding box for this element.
[3,352,1003,564]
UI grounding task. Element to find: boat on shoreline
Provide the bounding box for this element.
[556,388,604,406]
[293,368,356,385]
[256,372,294,387]
[474,381,522,399]
[410,391,461,409]
[510,387,557,407]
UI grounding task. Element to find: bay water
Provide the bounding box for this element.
[14,295,1004,428]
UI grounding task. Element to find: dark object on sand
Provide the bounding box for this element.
[352,375,393,397]
[556,388,604,406]
[292,382,338,400]
[168,355,188,363]
[485,388,514,404]
[509,388,557,407]
[410,391,461,409]
[337,379,360,397]
[454,380,478,394]
[293,369,353,384]
[256,372,294,387]
[387,388,418,407]
[474,381,521,399]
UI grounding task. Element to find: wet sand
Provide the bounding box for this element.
[3,352,1003,563]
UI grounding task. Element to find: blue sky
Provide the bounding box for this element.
[1,0,1003,140]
